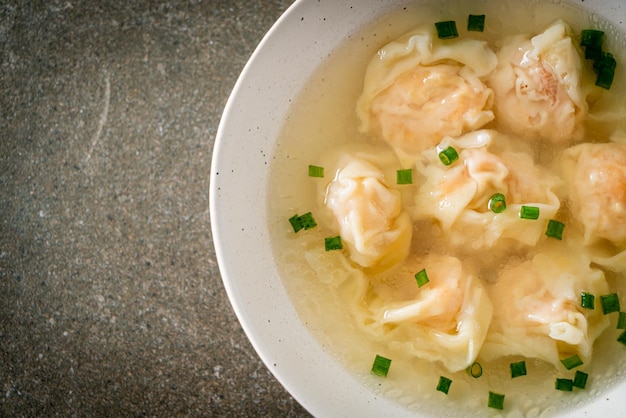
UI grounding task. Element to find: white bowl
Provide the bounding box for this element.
[210,0,626,416]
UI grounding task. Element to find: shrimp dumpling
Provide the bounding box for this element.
[357,25,497,155]
[488,20,588,143]
[413,130,561,250]
[324,154,412,271]
[352,255,493,372]
[481,248,610,369]
[563,142,626,246]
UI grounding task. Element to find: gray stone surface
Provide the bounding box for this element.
[0,0,310,415]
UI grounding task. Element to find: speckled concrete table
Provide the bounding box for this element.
[0,0,310,415]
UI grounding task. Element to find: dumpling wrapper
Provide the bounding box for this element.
[488,20,588,143]
[561,141,626,271]
[481,248,610,370]
[563,141,626,245]
[323,151,412,271]
[413,130,561,250]
[356,25,497,155]
[347,254,493,372]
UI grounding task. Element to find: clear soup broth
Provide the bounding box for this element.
[269,0,626,415]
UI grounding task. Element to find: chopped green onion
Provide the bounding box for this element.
[573,370,588,389]
[581,292,595,310]
[519,205,540,220]
[593,52,616,90]
[618,312,626,329]
[561,354,583,370]
[397,168,413,185]
[325,236,343,251]
[308,164,324,178]
[617,330,626,346]
[555,378,574,391]
[289,214,303,233]
[580,29,616,90]
[415,268,430,288]
[585,45,604,61]
[436,376,452,394]
[581,29,605,48]
[371,354,392,377]
[289,212,317,233]
[467,361,483,378]
[467,14,485,32]
[488,391,505,410]
[545,219,565,240]
[299,212,317,230]
[438,146,459,166]
[488,193,507,214]
[435,20,459,39]
[510,361,527,378]
[601,293,621,315]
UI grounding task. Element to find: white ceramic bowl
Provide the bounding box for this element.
[210,0,626,416]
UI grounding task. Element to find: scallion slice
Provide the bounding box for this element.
[545,219,565,240]
[299,212,317,230]
[415,268,430,288]
[581,29,605,48]
[580,29,616,90]
[467,361,483,378]
[594,52,617,90]
[438,146,459,166]
[581,292,595,310]
[560,354,583,370]
[371,354,392,377]
[325,235,343,251]
[435,20,459,39]
[555,378,574,391]
[519,205,540,220]
[467,14,485,32]
[488,193,506,214]
[397,168,413,185]
[618,312,626,329]
[488,391,505,410]
[601,293,621,314]
[573,370,588,389]
[288,214,303,233]
[437,376,452,394]
[289,212,317,233]
[618,330,626,346]
[308,164,324,178]
[510,361,527,378]
[585,45,604,61]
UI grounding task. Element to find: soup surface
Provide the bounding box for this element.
[268,0,626,415]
